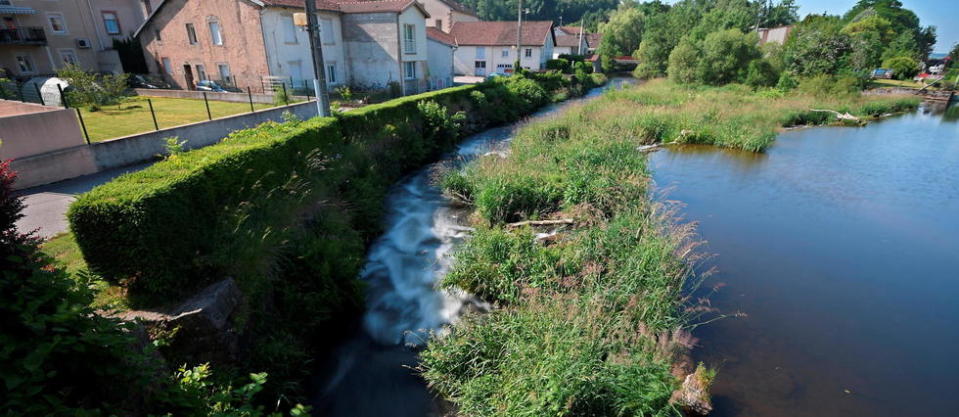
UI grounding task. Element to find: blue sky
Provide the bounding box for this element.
[796,0,956,53]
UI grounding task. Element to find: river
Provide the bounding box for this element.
[310,80,632,417]
[650,103,959,416]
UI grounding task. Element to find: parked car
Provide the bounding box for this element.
[195,80,226,92]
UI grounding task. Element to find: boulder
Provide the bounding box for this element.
[670,365,714,416]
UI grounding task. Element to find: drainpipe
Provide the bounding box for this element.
[397,14,405,95]
[84,0,107,51]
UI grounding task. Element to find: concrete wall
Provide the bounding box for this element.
[139,0,271,91]
[342,12,401,89]
[0,100,86,160]
[8,100,320,189]
[260,8,347,88]
[426,38,454,90]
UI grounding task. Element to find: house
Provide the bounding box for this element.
[135,0,432,94]
[449,20,554,76]
[1,0,153,78]
[426,26,454,89]
[585,32,601,54]
[757,25,793,45]
[552,26,588,57]
[419,0,477,33]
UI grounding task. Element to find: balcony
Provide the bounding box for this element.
[0,27,47,46]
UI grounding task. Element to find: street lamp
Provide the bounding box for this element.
[293,5,331,117]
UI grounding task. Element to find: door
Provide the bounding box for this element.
[474,61,486,77]
[287,61,303,85]
[183,64,194,90]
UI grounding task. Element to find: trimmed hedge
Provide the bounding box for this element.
[68,77,573,304]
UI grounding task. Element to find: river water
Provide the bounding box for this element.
[650,104,959,416]
[310,80,630,417]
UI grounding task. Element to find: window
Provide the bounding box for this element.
[162,57,173,74]
[58,49,78,66]
[404,61,416,80]
[525,48,532,58]
[16,55,35,73]
[282,15,297,44]
[403,23,415,54]
[320,18,334,45]
[474,61,486,68]
[154,29,162,41]
[196,64,207,81]
[47,13,67,35]
[475,47,485,59]
[208,20,222,45]
[326,63,336,84]
[217,64,230,82]
[434,19,442,28]
[186,23,197,45]
[102,11,121,35]
[501,49,509,57]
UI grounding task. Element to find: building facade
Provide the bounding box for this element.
[450,20,554,76]
[136,0,431,94]
[1,0,152,79]
[552,26,588,58]
[426,26,453,89]
[419,0,476,33]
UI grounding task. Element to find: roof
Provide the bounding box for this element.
[586,33,602,48]
[557,26,585,36]
[135,0,428,37]
[555,34,582,47]
[450,21,554,47]
[426,27,456,47]
[437,0,477,18]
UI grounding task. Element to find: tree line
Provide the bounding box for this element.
[595,0,938,86]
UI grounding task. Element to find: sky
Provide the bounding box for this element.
[795,0,956,53]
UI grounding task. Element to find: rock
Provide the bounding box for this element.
[670,366,714,416]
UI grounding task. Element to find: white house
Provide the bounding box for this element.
[426,27,455,90]
[449,20,554,76]
[552,26,588,58]
[419,0,478,32]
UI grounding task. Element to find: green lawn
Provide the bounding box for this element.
[78,96,284,142]
[868,78,930,89]
[42,232,129,310]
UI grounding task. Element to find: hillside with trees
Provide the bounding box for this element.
[457,0,619,30]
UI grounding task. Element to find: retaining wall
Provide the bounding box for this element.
[134,88,309,104]
[0,100,87,160]
[10,100,319,189]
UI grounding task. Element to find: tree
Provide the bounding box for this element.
[696,29,761,85]
[597,5,645,68]
[882,56,918,80]
[881,30,919,62]
[56,65,129,111]
[762,0,800,27]
[668,37,700,84]
[632,10,675,79]
[689,0,757,41]
[782,15,852,76]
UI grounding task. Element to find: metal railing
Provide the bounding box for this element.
[0,27,47,45]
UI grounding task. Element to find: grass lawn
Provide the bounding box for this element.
[79,96,284,142]
[42,232,129,310]
[868,78,931,89]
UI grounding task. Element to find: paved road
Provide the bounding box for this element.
[16,163,151,239]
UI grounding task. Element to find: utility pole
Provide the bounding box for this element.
[515,0,522,71]
[578,24,584,56]
[302,0,331,117]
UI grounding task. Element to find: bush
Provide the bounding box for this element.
[745,59,780,88]
[776,71,799,90]
[546,58,570,73]
[882,55,919,80]
[668,38,700,84]
[57,64,129,111]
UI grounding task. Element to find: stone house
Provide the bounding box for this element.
[135,0,433,94]
[419,0,476,33]
[1,0,153,78]
[449,20,554,76]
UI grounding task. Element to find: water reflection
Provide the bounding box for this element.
[650,106,959,417]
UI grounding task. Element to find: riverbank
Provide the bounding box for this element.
[418,79,921,415]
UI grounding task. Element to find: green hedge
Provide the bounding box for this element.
[68,77,572,304]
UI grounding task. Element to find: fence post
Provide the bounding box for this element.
[75,109,91,145]
[33,83,45,106]
[247,87,254,113]
[148,98,159,131]
[281,83,288,106]
[57,83,68,108]
[203,92,212,120]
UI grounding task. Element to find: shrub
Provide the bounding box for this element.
[546,58,570,73]
[668,38,700,85]
[882,55,919,80]
[272,84,290,106]
[745,59,780,88]
[57,64,130,111]
[776,71,800,90]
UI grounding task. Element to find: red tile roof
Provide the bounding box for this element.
[450,21,554,46]
[263,0,427,15]
[426,27,456,46]
[557,26,585,36]
[555,34,581,47]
